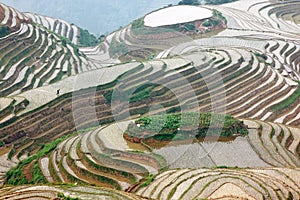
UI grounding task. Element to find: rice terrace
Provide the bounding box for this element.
[0,0,300,199]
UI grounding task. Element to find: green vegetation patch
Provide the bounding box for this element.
[178,0,237,5]
[126,112,248,141]
[130,84,157,103]
[212,9,227,24]
[78,28,99,47]
[140,174,155,188]
[204,0,237,5]
[178,0,200,5]
[132,18,145,29]
[58,192,81,200]
[203,9,227,27]
[271,82,300,112]
[5,134,72,185]
[0,25,10,37]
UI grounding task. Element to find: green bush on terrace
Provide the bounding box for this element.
[0,25,10,37]
[202,9,227,27]
[58,192,81,200]
[140,174,155,188]
[78,28,99,47]
[178,0,237,5]
[132,18,144,29]
[5,134,72,185]
[126,112,248,141]
[178,0,200,5]
[204,0,237,5]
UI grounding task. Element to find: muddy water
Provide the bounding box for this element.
[145,136,238,149]
[282,14,300,24]
[125,140,150,152]
[152,136,270,169]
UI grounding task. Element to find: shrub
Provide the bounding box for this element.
[127,112,248,141]
[287,192,293,200]
[132,18,144,29]
[178,0,200,5]
[213,9,227,24]
[184,23,196,31]
[202,20,212,27]
[62,39,67,47]
[0,26,10,37]
[204,0,237,5]
[141,174,154,187]
[5,134,72,185]
[58,193,80,200]
[31,161,47,184]
[78,28,99,47]
[130,84,156,103]
[8,147,16,160]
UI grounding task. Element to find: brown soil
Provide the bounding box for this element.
[125,140,149,152]
[0,5,4,22]
[0,146,10,156]
[23,160,34,182]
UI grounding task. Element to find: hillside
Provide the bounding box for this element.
[0,3,108,98]
[1,0,300,199]
[0,0,180,35]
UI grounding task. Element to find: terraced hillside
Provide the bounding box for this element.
[1,0,300,199]
[0,185,141,199]
[248,0,300,34]
[9,118,298,186]
[2,52,300,184]
[135,168,300,200]
[36,124,165,190]
[0,2,107,98]
[25,12,79,45]
[87,5,227,64]
[2,46,300,161]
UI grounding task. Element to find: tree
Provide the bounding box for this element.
[0,26,10,37]
[78,28,99,47]
[204,0,237,5]
[178,0,200,5]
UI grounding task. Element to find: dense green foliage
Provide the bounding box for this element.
[126,112,248,141]
[130,84,156,103]
[213,9,227,24]
[183,22,196,31]
[204,0,237,5]
[271,82,300,112]
[78,28,99,47]
[203,9,227,27]
[287,192,294,200]
[58,193,81,200]
[178,0,200,5]
[132,18,144,29]
[5,134,72,185]
[31,161,47,183]
[178,0,236,5]
[0,140,4,147]
[140,174,155,187]
[8,147,16,160]
[0,26,10,37]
